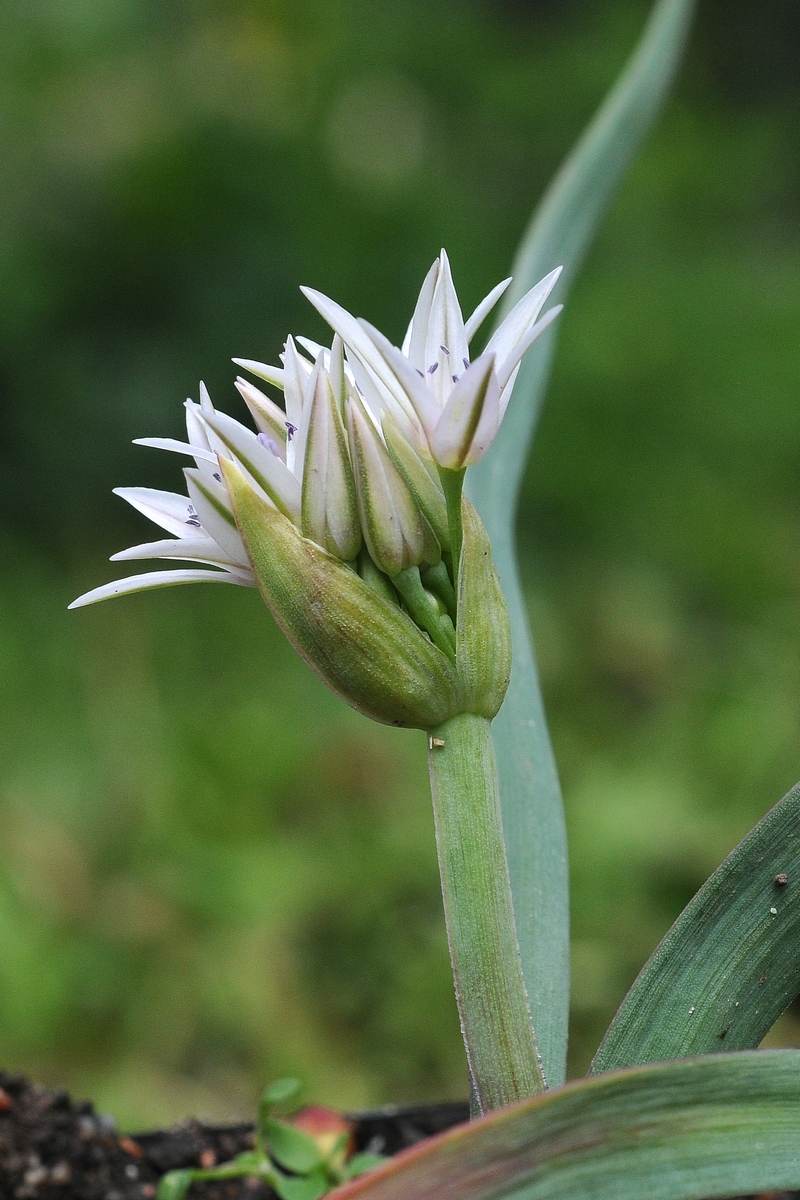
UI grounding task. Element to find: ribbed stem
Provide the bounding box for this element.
[427,711,545,1113]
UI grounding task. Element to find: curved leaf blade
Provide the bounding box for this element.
[327,1052,800,1200]
[467,0,696,1088]
[593,781,800,1073]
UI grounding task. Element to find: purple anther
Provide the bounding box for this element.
[285,422,297,442]
[258,432,281,456]
[463,358,470,370]
[428,363,439,375]
[440,345,450,355]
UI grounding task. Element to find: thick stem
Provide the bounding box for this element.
[427,711,545,1112]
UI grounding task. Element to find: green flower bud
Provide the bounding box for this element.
[301,356,361,562]
[381,411,450,552]
[346,395,440,577]
[223,458,463,729]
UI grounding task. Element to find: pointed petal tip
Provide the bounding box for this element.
[69,568,243,610]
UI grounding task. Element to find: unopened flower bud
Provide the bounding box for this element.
[381,412,450,551]
[301,355,361,562]
[346,395,440,578]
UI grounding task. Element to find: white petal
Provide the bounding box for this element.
[359,322,440,439]
[431,354,500,470]
[199,409,301,523]
[296,336,331,366]
[423,249,469,407]
[199,381,214,414]
[407,257,440,370]
[497,362,521,415]
[113,487,199,538]
[282,337,313,474]
[484,266,562,364]
[464,277,512,343]
[184,468,252,568]
[190,384,236,470]
[110,536,240,568]
[495,304,563,392]
[234,378,288,452]
[300,286,414,418]
[232,358,285,390]
[69,569,249,609]
[185,400,214,458]
[133,437,217,463]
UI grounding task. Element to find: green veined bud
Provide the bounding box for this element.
[346,394,440,578]
[301,355,362,562]
[381,411,450,552]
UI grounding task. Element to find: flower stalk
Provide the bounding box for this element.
[427,712,545,1112]
[438,466,467,585]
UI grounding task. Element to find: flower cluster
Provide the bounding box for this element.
[72,251,560,611]
[71,252,560,728]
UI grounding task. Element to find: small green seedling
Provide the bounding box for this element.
[156,1079,384,1200]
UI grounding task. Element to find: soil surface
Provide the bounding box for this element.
[0,1070,468,1199]
[0,1069,795,1200]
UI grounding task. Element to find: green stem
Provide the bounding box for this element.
[357,546,398,606]
[427,711,545,1113]
[437,467,466,587]
[394,566,456,658]
[421,561,457,621]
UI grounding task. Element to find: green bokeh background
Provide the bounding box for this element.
[2,0,800,1130]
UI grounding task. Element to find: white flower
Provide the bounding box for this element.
[69,384,260,608]
[70,342,363,608]
[302,249,562,471]
[70,252,562,609]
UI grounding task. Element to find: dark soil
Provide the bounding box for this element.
[0,1070,468,1200]
[0,1069,796,1200]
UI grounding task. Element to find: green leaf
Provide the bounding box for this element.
[266,1118,324,1174]
[327,1052,800,1200]
[342,1153,387,1181]
[593,780,800,1072]
[466,0,696,1089]
[262,1077,303,1108]
[273,1170,331,1200]
[156,1169,194,1200]
[231,1151,264,1171]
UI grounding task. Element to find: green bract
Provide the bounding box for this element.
[222,460,510,730]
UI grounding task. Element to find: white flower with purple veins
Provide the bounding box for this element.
[70,314,372,607]
[70,251,561,611]
[301,249,562,470]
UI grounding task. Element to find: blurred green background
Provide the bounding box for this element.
[1,0,800,1130]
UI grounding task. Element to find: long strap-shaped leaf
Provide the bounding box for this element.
[466,0,696,1088]
[332,1052,800,1200]
[593,781,800,1073]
